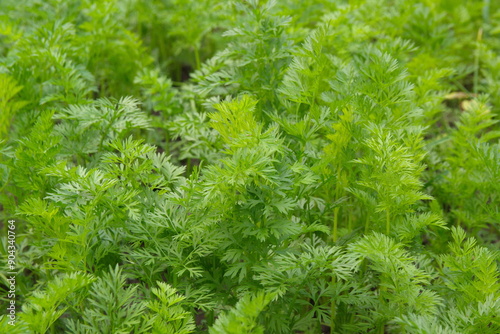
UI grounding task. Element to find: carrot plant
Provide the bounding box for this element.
[0,0,499,333]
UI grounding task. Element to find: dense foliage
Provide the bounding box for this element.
[1,0,499,333]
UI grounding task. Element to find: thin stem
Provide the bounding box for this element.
[333,207,339,242]
[330,293,337,332]
[159,35,167,65]
[385,210,390,235]
[364,213,370,234]
[164,130,170,156]
[208,310,215,326]
[331,166,342,332]
[348,203,353,233]
[99,105,121,151]
[332,166,342,242]
[194,47,201,70]
[295,102,301,115]
[186,158,192,176]
[473,28,483,95]
[378,285,387,333]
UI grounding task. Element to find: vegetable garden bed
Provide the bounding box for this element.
[0,0,499,333]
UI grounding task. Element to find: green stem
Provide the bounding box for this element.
[348,204,353,233]
[331,166,342,332]
[173,272,178,287]
[295,102,301,115]
[186,158,192,176]
[361,258,367,276]
[98,105,121,151]
[194,47,201,70]
[385,210,390,235]
[364,214,370,234]
[378,285,387,333]
[208,310,215,326]
[330,292,337,332]
[165,130,170,156]
[333,207,339,242]
[159,35,167,65]
[473,28,482,95]
[332,166,342,241]
[456,199,463,227]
